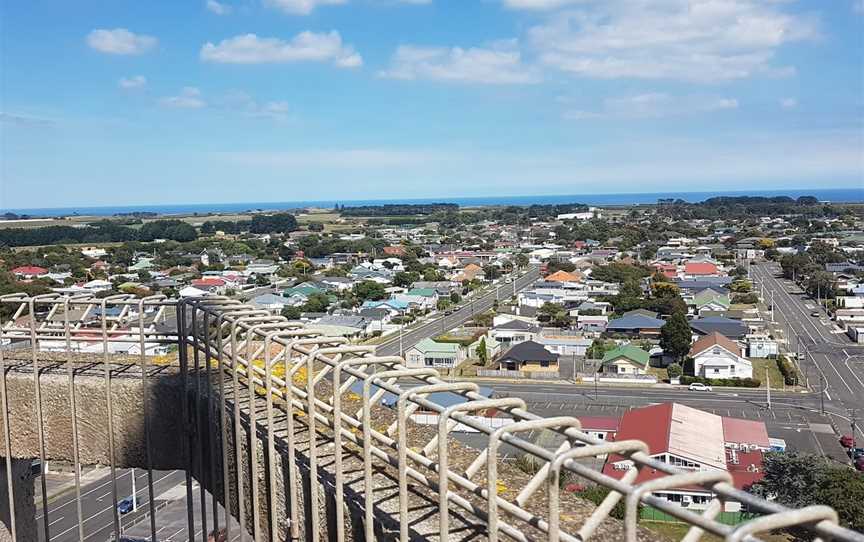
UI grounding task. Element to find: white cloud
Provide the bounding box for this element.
[563,92,738,120]
[118,75,147,89]
[86,28,157,55]
[200,32,362,67]
[264,0,346,16]
[212,91,291,121]
[379,42,540,84]
[206,0,232,15]
[503,0,584,9]
[781,97,798,109]
[527,0,819,82]
[159,87,206,109]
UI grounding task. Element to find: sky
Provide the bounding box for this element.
[1,0,863,209]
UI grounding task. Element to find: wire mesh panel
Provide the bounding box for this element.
[0,293,862,542]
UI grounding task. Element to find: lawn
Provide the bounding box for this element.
[751,358,790,389]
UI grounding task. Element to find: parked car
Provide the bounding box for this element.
[855,457,864,472]
[840,434,855,448]
[688,382,713,392]
[117,497,134,515]
[851,448,864,460]
[810,311,820,317]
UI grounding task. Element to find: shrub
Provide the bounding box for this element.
[776,355,799,386]
[680,375,761,388]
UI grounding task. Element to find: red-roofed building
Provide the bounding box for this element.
[383,246,407,257]
[576,416,619,441]
[602,403,766,512]
[652,262,678,280]
[683,262,720,278]
[192,277,227,294]
[11,266,48,279]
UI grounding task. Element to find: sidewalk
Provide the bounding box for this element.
[35,464,111,507]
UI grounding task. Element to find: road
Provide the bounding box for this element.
[375,265,541,357]
[37,468,185,542]
[749,261,864,441]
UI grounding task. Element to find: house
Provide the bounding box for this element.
[358,307,392,332]
[602,403,766,512]
[11,266,48,279]
[179,285,211,298]
[683,262,720,278]
[545,270,583,283]
[405,338,465,368]
[394,288,439,310]
[82,279,113,293]
[128,258,154,272]
[191,277,227,294]
[383,245,407,257]
[536,329,593,357]
[496,340,558,372]
[599,344,650,376]
[451,263,484,283]
[690,317,749,340]
[488,319,539,346]
[576,416,619,442]
[689,288,731,316]
[251,293,290,314]
[746,334,778,358]
[605,311,665,338]
[577,315,608,333]
[81,246,108,259]
[688,332,753,379]
[246,260,279,276]
[317,276,355,292]
[308,315,369,337]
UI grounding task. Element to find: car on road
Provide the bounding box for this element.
[117,497,134,515]
[851,448,864,460]
[688,382,713,392]
[810,311,821,317]
[855,457,864,472]
[840,435,855,448]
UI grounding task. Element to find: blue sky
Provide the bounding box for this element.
[2,0,863,209]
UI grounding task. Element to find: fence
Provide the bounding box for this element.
[0,292,862,542]
[477,368,561,380]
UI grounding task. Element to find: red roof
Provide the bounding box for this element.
[726,449,765,490]
[192,278,226,287]
[383,246,406,256]
[11,266,47,275]
[684,262,718,276]
[722,417,770,449]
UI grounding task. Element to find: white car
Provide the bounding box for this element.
[688,382,713,392]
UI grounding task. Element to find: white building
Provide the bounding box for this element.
[689,332,753,379]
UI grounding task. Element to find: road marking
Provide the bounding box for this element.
[47,516,65,528]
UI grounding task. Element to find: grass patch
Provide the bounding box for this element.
[751,358,789,389]
[647,366,669,381]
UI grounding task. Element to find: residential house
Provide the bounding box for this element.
[545,270,584,283]
[308,315,369,337]
[683,262,720,279]
[81,246,108,259]
[394,288,439,310]
[688,288,731,317]
[251,293,290,314]
[11,266,48,279]
[536,329,593,357]
[599,344,650,376]
[496,341,558,372]
[690,317,750,340]
[605,311,665,338]
[602,403,766,512]
[405,338,465,368]
[688,332,753,379]
[488,319,539,346]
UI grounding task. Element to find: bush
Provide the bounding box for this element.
[667,362,683,379]
[680,375,761,388]
[776,355,799,386]
[575,486,630,521]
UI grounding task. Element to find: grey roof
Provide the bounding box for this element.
[675,278,733,291]
[315,315,368,329]
[606,313,665,331]
[690,317,749,338]
[498,341,558,363]
[493,319,540,332]
[252,293,288,306]
[358,307,389,320]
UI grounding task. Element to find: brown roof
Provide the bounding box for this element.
[545,270,583,282]
[689,331,740,357]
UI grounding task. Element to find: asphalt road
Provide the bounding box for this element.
[36,468,185,542]
[750,260,864,442]
[375,265,541,357]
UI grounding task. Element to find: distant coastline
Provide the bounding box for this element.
[4,187,863,218]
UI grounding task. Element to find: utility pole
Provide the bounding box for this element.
[820,373,826,415]
[398,309,404,357]
[851,409,858,449]
[766,374,771,409]
[770,290,775,323]
[131,467,137,512]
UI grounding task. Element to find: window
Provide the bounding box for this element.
[713,368,720,374]
[540,360,549,368]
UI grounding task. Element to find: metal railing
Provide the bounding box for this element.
[0,292,861,542]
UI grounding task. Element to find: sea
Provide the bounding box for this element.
[4,187,863,218]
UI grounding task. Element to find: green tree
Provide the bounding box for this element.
[538,302,571,327]
[308,222,324,232]
[352,280,387,302]
[281,306,302,319]
[659,311,692,362]
[666,363,683,379]
[476,337,488,365]
[750,452,864,535]
[303,292,331,313]
[449,291,461,304]
[483,265,500,281]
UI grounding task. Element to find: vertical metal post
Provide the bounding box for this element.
[178,301,196,540]
[0,318,17,542]
[820,373,826,415]
[191,302,208,542]
[66,297,86,541]
[28,298,51,540]
[138,297,158,541]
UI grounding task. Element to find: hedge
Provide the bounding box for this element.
[680,375,761,388]
[776,355,799,386]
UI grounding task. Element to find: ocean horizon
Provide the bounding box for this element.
[4,187,863,218]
